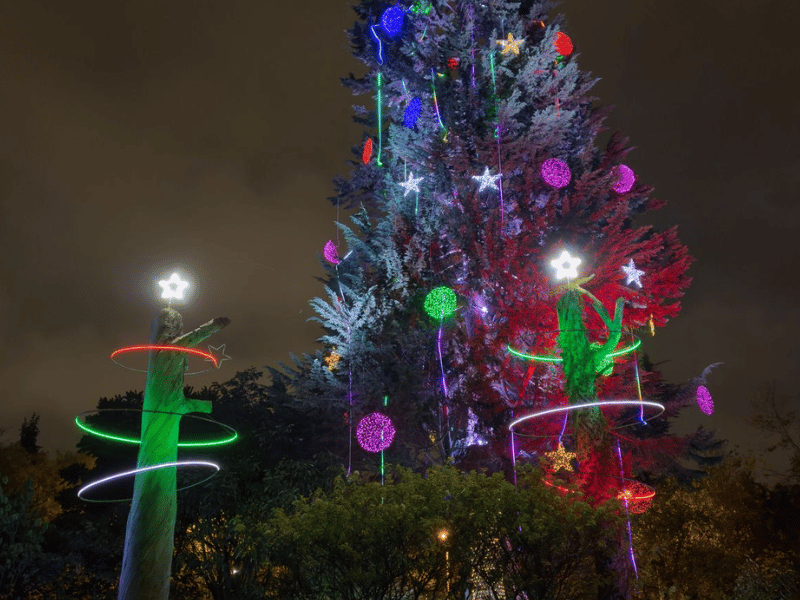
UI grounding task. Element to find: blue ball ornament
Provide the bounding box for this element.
[381,4,405,38]
[403,97,421,128]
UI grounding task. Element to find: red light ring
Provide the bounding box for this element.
[542,472,655,511]
[110,345,219,374]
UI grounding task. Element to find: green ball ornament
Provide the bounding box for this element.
[424,286,457,319]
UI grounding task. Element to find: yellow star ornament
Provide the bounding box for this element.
[544,443,576,472]
[496,33,524,56]
[324,351,341,371]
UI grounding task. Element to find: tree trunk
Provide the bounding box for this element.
[118,308,229,600]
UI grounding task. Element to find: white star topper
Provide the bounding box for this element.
[550,250,581,280]
[621,259,644,287]
[398,172,424,196]
[471,166,502,192]
[158,273,189,300]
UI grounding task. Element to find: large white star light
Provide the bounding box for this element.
[550,250,581,280]
[158,273,189,300]
[398,172,424,196]
[621,259,645,288]
[471,166,502,192]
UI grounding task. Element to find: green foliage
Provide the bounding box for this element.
[265,465,622,600]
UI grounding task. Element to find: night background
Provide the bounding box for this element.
[1,0,798,471]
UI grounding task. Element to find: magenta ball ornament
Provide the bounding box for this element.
[541,158,571,188]
[356,412,396,453]
[323,240,340,265]
[613,164,636,194]
[696,385,714,415]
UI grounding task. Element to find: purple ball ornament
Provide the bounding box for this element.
[541,158,571,189]
[356,412,396,453]
[323,240,340,265]
[696,385,714,415]
[613,164,636,194]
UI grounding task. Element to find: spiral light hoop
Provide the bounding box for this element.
[507,337,642,363]
[77,461,220,503]
[75,409,239,448]
[542,474,655,513]
[110,345,219,375]
[509,400,665,433]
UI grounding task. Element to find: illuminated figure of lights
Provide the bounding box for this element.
[158,273,189,300]
[613,164,636,193]
[549,250,581,280]
[356,412,396,453]
[541,158,571,188]
[496,33,524,56]
[398,172,424,196]
[471,166,502,192]
[621,259,644,288]
[78,461,220,502]
[544,443,576,472]
[696,385,714,415]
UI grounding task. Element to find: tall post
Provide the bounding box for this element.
[117,308,230,600]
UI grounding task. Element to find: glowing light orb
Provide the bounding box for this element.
[424,286,457,319]
[324,240,340,265]
[613,164,636,193]
[555,31,573,56]
[404,97,422,128]
[541,158,571,188]
[158,273,189,300]
[356,412,396,452]
[380,4,404,38]
[362,138,373,164]
[696,385,714,415]
[78,460,220,503]
[549,249,581,280]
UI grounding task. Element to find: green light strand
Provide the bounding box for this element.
[376,72,383,166]
[74,415,238,448]
[507,337,642,363]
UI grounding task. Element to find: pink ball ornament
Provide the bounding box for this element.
[356,412,396,453]
[613,164,636,194]
[541,158,571,188]
[323,240,340,265]
[696,385,714,415]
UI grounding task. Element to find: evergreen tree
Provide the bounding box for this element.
[286,0,716,512]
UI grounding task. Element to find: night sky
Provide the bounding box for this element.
[2,0,798,477]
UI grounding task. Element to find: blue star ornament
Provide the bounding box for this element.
[621,259,645,288]
[471,167,501,192]
[399,172,424,196]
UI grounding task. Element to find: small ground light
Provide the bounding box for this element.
[438,529,449,541]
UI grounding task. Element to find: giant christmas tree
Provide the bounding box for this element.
[281,0,718,516]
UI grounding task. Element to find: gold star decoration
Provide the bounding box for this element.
[544,443,576,472]
[324,351,341,371]
[496,33,524,56]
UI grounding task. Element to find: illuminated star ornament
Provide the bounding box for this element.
[550,250,581,280]
[471,166,501,192]
[399,172,424,196]
[621,259,644,288]
[496,33,524,56]
[206,345,232,369]
[324,350,341,371]
[158,273,189,301]
[544,443,576,472]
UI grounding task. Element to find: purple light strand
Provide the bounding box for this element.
[557,412,568,445]
[347,328,354,479]
[510,410,518,487]
[631,330,646,425]
[469,5,476,88]
[616,439,639,579]
[437,311,448,397]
